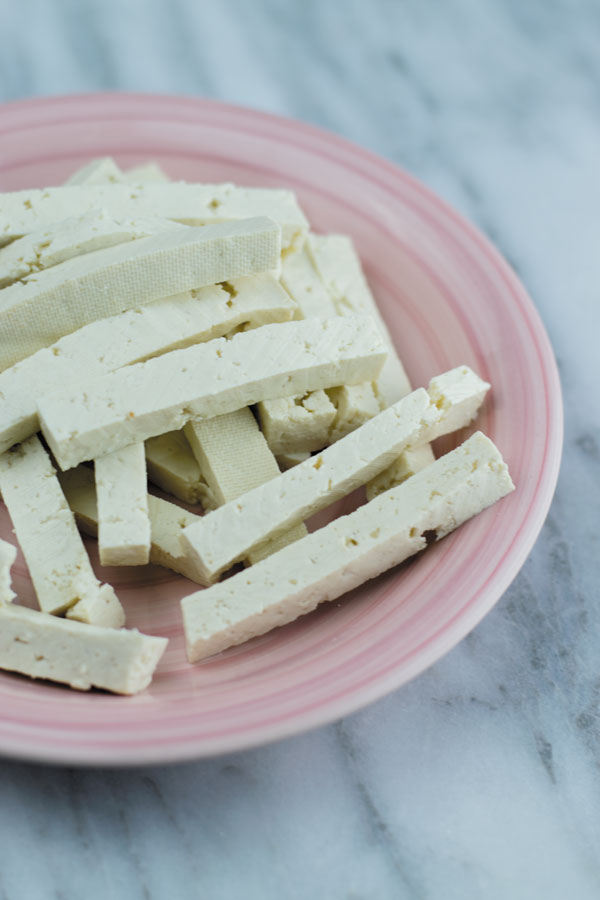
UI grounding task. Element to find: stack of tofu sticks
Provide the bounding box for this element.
[0,158,514,694]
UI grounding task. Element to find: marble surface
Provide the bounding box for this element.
[0,0,598,897]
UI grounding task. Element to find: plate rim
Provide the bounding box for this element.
[0,92,563,766]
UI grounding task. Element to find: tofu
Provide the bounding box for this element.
[125,162,170,183]
[257,390,337,455]
[38,316,387,470]
[181,368,490,583]
[0,275,295,453]
[66,584,127,630]
[0,182,308,251]
[0,539,17,605]
[0,436,125,625]
[65,157,125,186]
[326,382,381,442]
[182,432,515,661]
[59,466,209,585]
[145,430,212,506]
[0,209,185,287]
[366,366,490,499]
[0,217,281,371]
[0,605,167,694]
[184,408,307,559]
[366,443,436,500]
[276,450,311,470]
[95,443,150,566]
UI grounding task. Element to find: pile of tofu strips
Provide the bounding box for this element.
[0,158,514,695]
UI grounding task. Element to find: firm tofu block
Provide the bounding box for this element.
[0,274,295,453]
[0,436,124,626]
[182,432,515,661]
[39,316,387,470]
[184,408,307,560]
[0,539,17,605]
[0,217,281,370]
[181,368,489,583]
[0,209,184,287]
[257,390,337,455]
[64,157,125,186]
[59,466,209,585]
[95,443,150,567]
[0,182,308,251]
[0,605,167,694]
[145,431,211,507]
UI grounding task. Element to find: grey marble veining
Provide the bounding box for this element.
[1,0,599,898]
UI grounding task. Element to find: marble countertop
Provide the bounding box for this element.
[1,1,598,897]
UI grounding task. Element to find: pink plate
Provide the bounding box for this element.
[0,94,562,765]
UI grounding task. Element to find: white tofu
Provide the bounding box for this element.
[182,432,515,661]
[280,244,338,319]
[39,316,387,470]
[326,382,381,442]
[66,584,127,630]
[366,366,490,499]
[0,217,281,371]
[0,275,295,454]
[366,443,437,500]
[0,209,185,287]
[145,431,211,507]
[125,162,170,183]
[0,436,124,625]
[184,408,307,560]
[59,466,209,585]
[0,182,308,251]
[0,605,166,694]
[64,157,125,186]
[95,443,150,566]
[256,390,336,456]
[276,450,311,470]
[182,368,490,583]
[0,539,17,605]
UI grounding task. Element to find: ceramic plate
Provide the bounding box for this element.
[0,94,562,765]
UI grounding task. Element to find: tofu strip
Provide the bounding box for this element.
[0,437,124,626]
[184,408,307,562]
[0,216,281,371]
[0,605,167,694]
[65,157,125,185]
[0,539,17,605]
[145,431,210,506]
[95,444,150,566]
[182,367,489,584]
[0,209,184,287]
[38,316,387,470]
[59,467,211,585]
[0,275,295,454]
[0,182,308,251]
[182,432,514,662]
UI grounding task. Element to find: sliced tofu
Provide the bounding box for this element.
[184,408,307,561]
[0,539,17,605]
[181,368,489,584]
[0,436,124,626]
[0,209,185,288]
[95,443,150,566]
[0,275,295,454]
[39,316,387,470]
[0,182,308,251]
[257,390,337,456]
[276,450,311,470]
[145,431,211,506]
[59,466,208,585]
[0,605,166,694]
[182,432,514,661]
[125,162,170,183]
[0,217,281,371]
[64,157,125,186]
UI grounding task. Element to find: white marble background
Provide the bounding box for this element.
[1,1,599,897]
